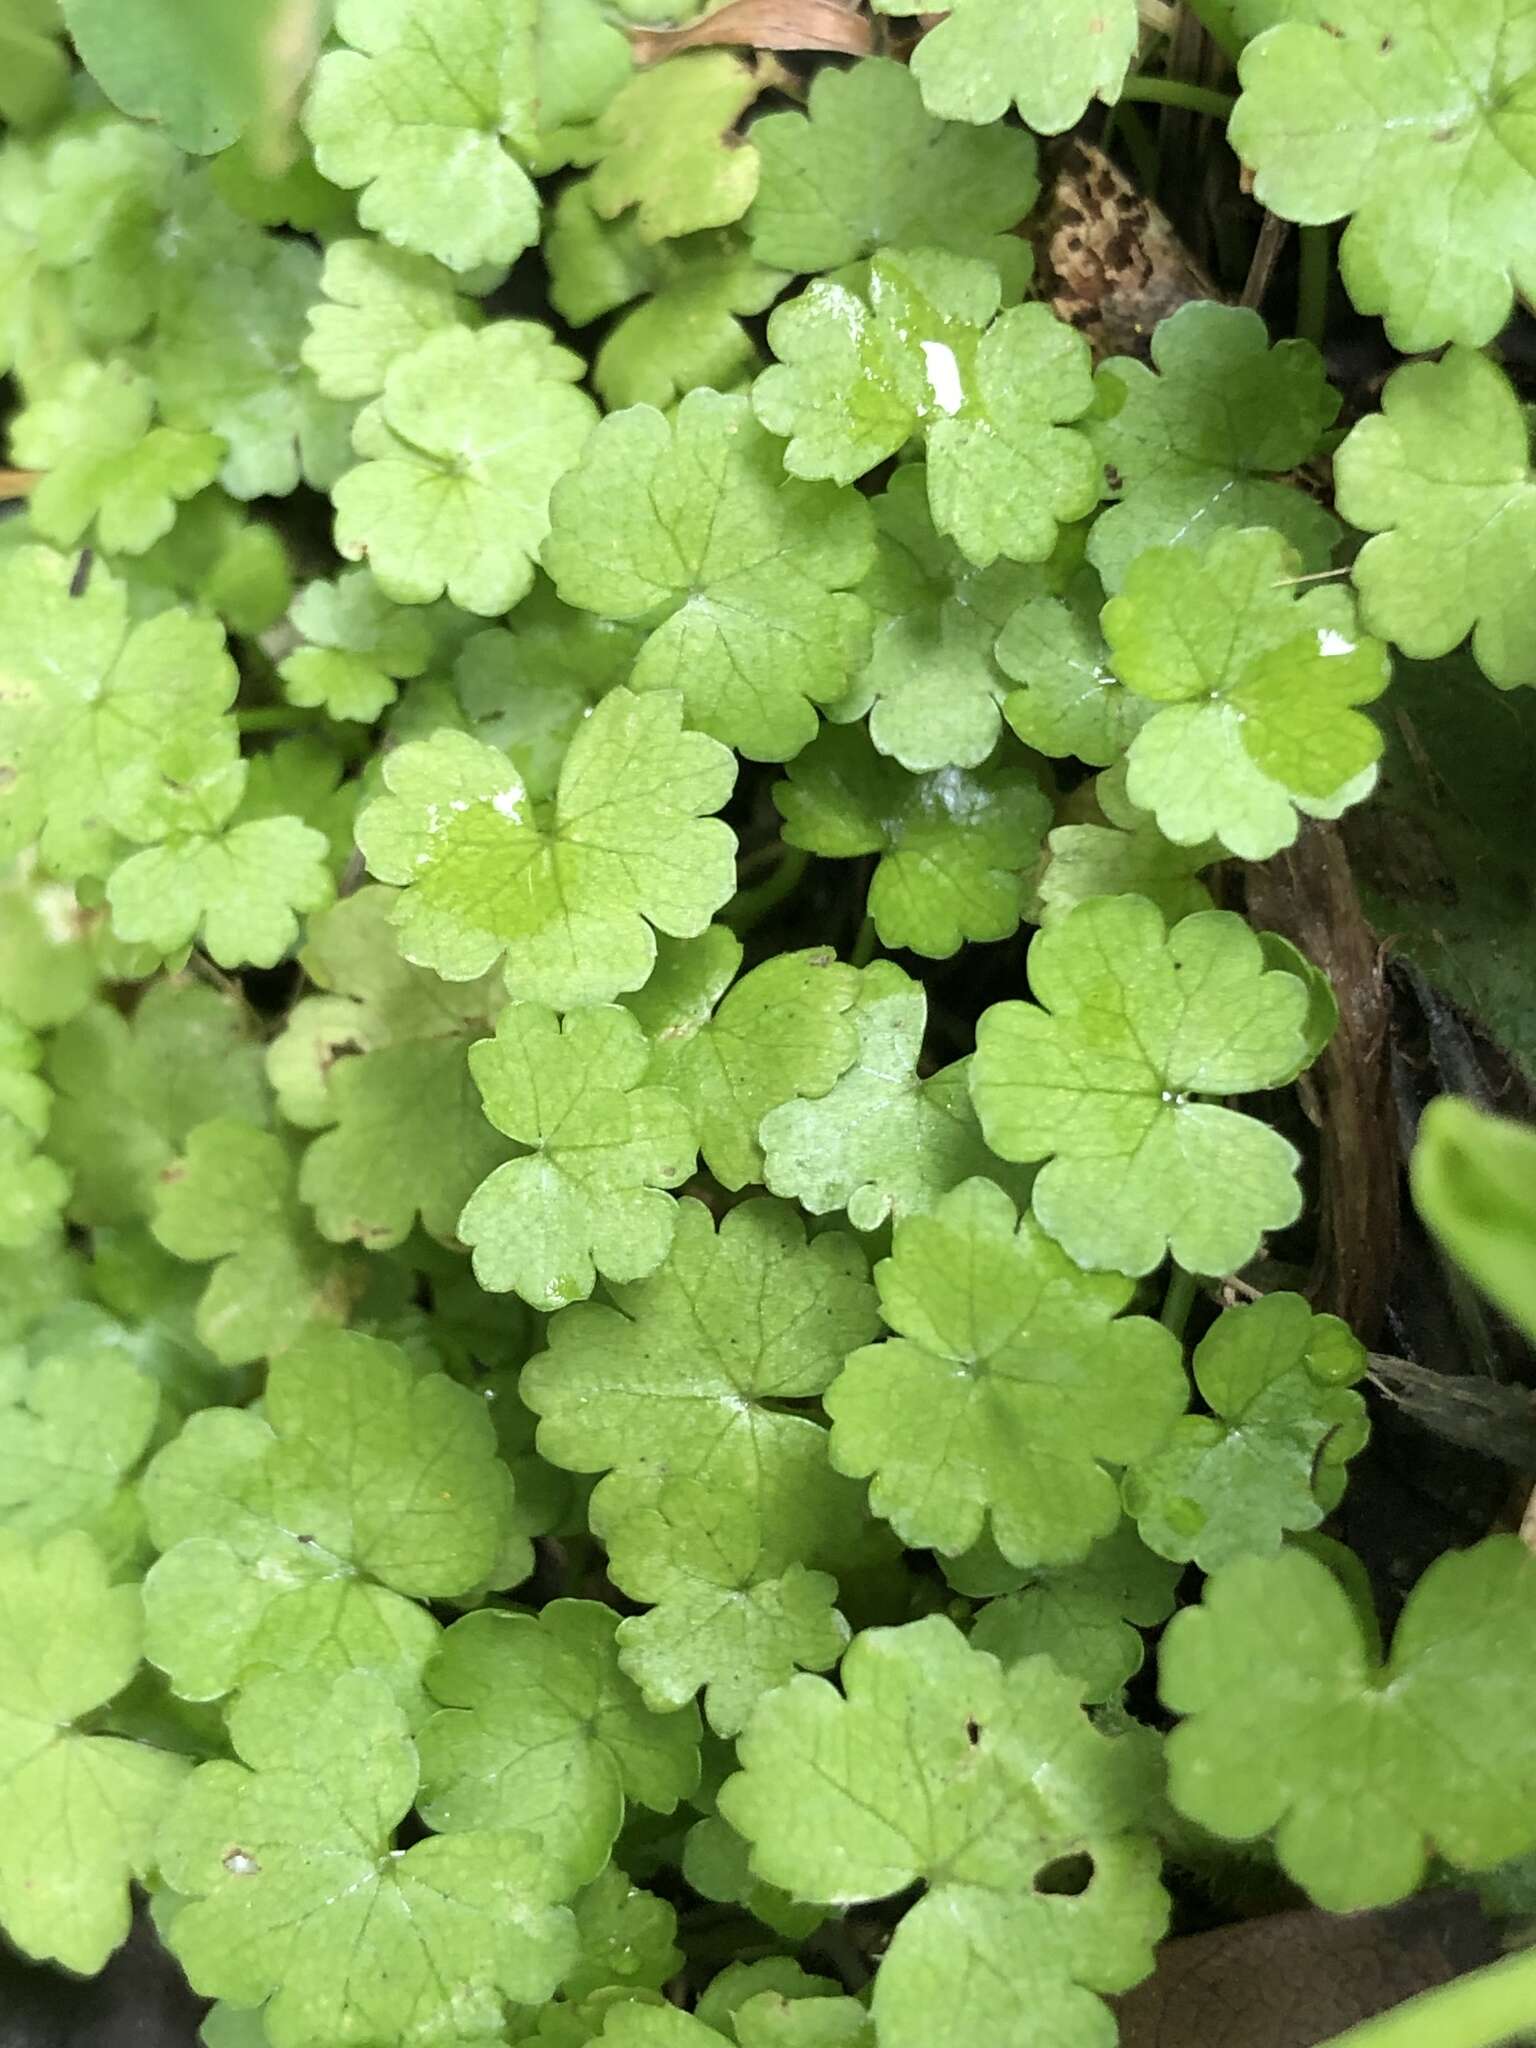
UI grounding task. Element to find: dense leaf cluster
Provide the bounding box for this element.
[2,4,1535,2047]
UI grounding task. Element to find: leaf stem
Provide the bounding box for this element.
[728,845,810,933]
[1160,1265,1200,1338]
[849,914,878,970]
[1173,0,1245,64]
[235,705,325,732]
[1297,224,1331,347]
[1117,76,1236,119]
[1311,1941,1536,2048]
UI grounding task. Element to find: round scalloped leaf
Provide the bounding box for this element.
[1335,347,1536,691]
[1162,1537,1536,1909]
[828,1178,1186,1564]
[1229,0,1536,351]
[971,895,1310,1277]
[755,246,1098,570]
[1102,526,1389,860]
[356,690,737,1004]
[543,389,873,762]
[1124,1292,1368,1570]
[871,0,1139,137]
[746,57,1038,276]
[721,1615,1167,2048]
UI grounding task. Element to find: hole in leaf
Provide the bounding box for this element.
[1033,1852,1094,1897]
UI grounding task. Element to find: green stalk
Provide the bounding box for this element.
[1116,76,1236,120]
[1160,1265,1199,1339]
[728,845,810,933]
[1312,1942,1536,2048]
[1297,224,1331,347]
[849,914,878,970]
[235,705,325,732]
[1175,0,1245,64]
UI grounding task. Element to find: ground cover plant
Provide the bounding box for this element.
[3,3,1536,2046]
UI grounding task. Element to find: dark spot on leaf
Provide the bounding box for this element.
[1033,1852,1094,1896]
[69,549,93,597]
[965,1717,981,1746]
[1104,465,1124,492]
[1379,33,1393,50]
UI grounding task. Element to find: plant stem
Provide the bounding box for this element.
[1297,224,1330,347]
[728,845,810,933]
[1117,76,1235,119]
[235,705,324,732]
[849,914,878,970]
[1174,0,1244,64]
[1160,1265,1199,1338]
[1312,1942,1536,2048]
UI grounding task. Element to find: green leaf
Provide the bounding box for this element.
[1161,1536,1536,1908]
[268,885,504,1129]
[828,1178,1184,1563]
[872,0,1140,135]
[459,1002,697,1309]
[0,1012,68,1251]
[158,1667,583,2048]
[419,1601,700,1878]
[1230,0,1536,350]
[279,568,434,724]
[1037,765,1217,927]
[46,983,269,1226]
[303,0,629,272]
[969,1519,1182,1704]
[107,813,334,970]
[582,51,761,243]
[970,894,1309,1276]
[746,56,1038,278]
[1085,302,1340,591]
[755,247,1099,569]
[737,1995,875,2048]
[995,573,1151,768]
[1102,526,1389,860]
[559,1863,682,2003]
[0,1529,187,1973]
[544,389,873,762]
[0,867,100,1031]
[0,1320,157,1563]
[11,359,223,554]
[62,0,316,154]
[720,1616,1167,2048]
[333,321,597,617]
[1124,1292,1368,1570]
[682,1816,823,1942]
[304,1033,514,1252]
[624,928,861,1191]
[523,1197,878,1733]
[0,546,237,879]
[548,184,786,412]
[776,725,1051,961]
[150,1120,364,1365]
[852,465,1051,772]
[445,582,645,803]
[130,487,294,636]
[149,226,352,501]
[1413,1098,1536,1345]
[301,236,481,401]
[1334,347,1536,690]
[357,691,737,1002]
[141,1328,521,1705]
[760,959,1007,1234]
[0,0,67,128]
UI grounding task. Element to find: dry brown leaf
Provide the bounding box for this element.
[629,0,872,65]
[0,470,40,501]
